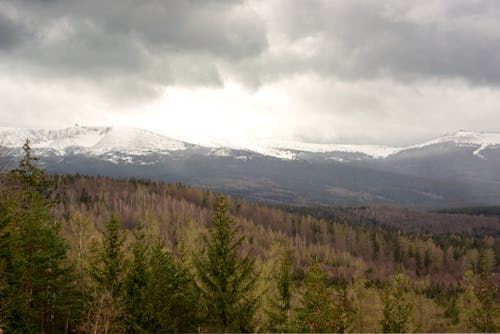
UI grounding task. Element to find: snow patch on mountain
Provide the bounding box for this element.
[197,137,396,159]
[265,140,400,159]
[406,130,500,159]
[0,126,186,156]
[90,127,185,154]
[414,130,500,148]
[0,126,106,153]
[2,126,500,161]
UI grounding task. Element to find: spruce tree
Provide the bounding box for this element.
[122,224,198,333]
[123,223,149,333]
[0,140,80,332]
[194,195,259,332]
[88,214,126,333]
[297,259,353,333]
[267,243,294,332]
[145,243,198,332]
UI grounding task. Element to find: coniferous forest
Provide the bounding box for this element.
[1,144,499,333]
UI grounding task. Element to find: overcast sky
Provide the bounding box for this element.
[1,0,500,145]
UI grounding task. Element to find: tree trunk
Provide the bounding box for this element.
[40,302,44,334]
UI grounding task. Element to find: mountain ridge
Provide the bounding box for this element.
[2,125,500,208]
[2,125,500,160]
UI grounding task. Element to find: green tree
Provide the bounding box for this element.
[194,195,259,332]
[380,272,413,333]
[460,270,498,332]
[92,214,125,298]
[267,243,294,332]
[123,222,149,333]
[0,140,80,333]
[349,263,383,333]
[144,243,199,332]
[297,259,353,333]
[122,223,198,333]
[87,214,126,333]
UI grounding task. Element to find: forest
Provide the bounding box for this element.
[0,143,499,333]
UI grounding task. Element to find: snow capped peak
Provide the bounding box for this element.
[403,130,500,160]
[0,126,106,151]
[412,130,500,149]
[1,126,499,161]
[254,130,500,159]
[90,126,186,153]
[0,126,186,155]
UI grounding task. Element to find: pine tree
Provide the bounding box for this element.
[194,195,259,332]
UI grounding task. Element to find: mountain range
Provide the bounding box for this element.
[1,125,500,208]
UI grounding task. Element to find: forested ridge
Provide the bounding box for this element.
[0,145,499,333]
[279,205,500,236]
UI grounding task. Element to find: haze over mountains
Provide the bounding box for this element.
[1,126,500,208]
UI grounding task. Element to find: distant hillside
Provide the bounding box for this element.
[436,206,500,218]
[279,205,500,237]
[50,175,499,284]
[2,126,500,208]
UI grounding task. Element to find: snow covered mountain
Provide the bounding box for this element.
[404,130,500,159]
[2,126,500,208]
[0,126,188,155]
[2,126,500,161]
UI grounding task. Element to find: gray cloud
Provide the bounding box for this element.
[233,0,500,86]
[1,0,500,144]
[0,12,26,50]
[1,0,267,100]
[4,0,500,90]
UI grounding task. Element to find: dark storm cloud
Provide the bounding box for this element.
[1,0,267,100]
[0,12,26,50]
[258,0,500,85]
[1,0,500,145]
[3,0,500,91]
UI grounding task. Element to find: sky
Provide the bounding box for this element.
[1,0,500,145]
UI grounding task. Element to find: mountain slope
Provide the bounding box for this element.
[0,126,189,154]
[1,126,500,208]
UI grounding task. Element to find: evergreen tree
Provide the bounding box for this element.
[380,272,413,333]
[122,224,198,333]
[461,270,498,332]
[92,214,125,297]
[267,243,294,332]
[144,243,198,333]
[88,214,126,333]
[194,195,259,332]
[296,259,353,333]
[331,284,355,333]
[0,140,80,333]
[123,222,149,333]
[349,263,382,333]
